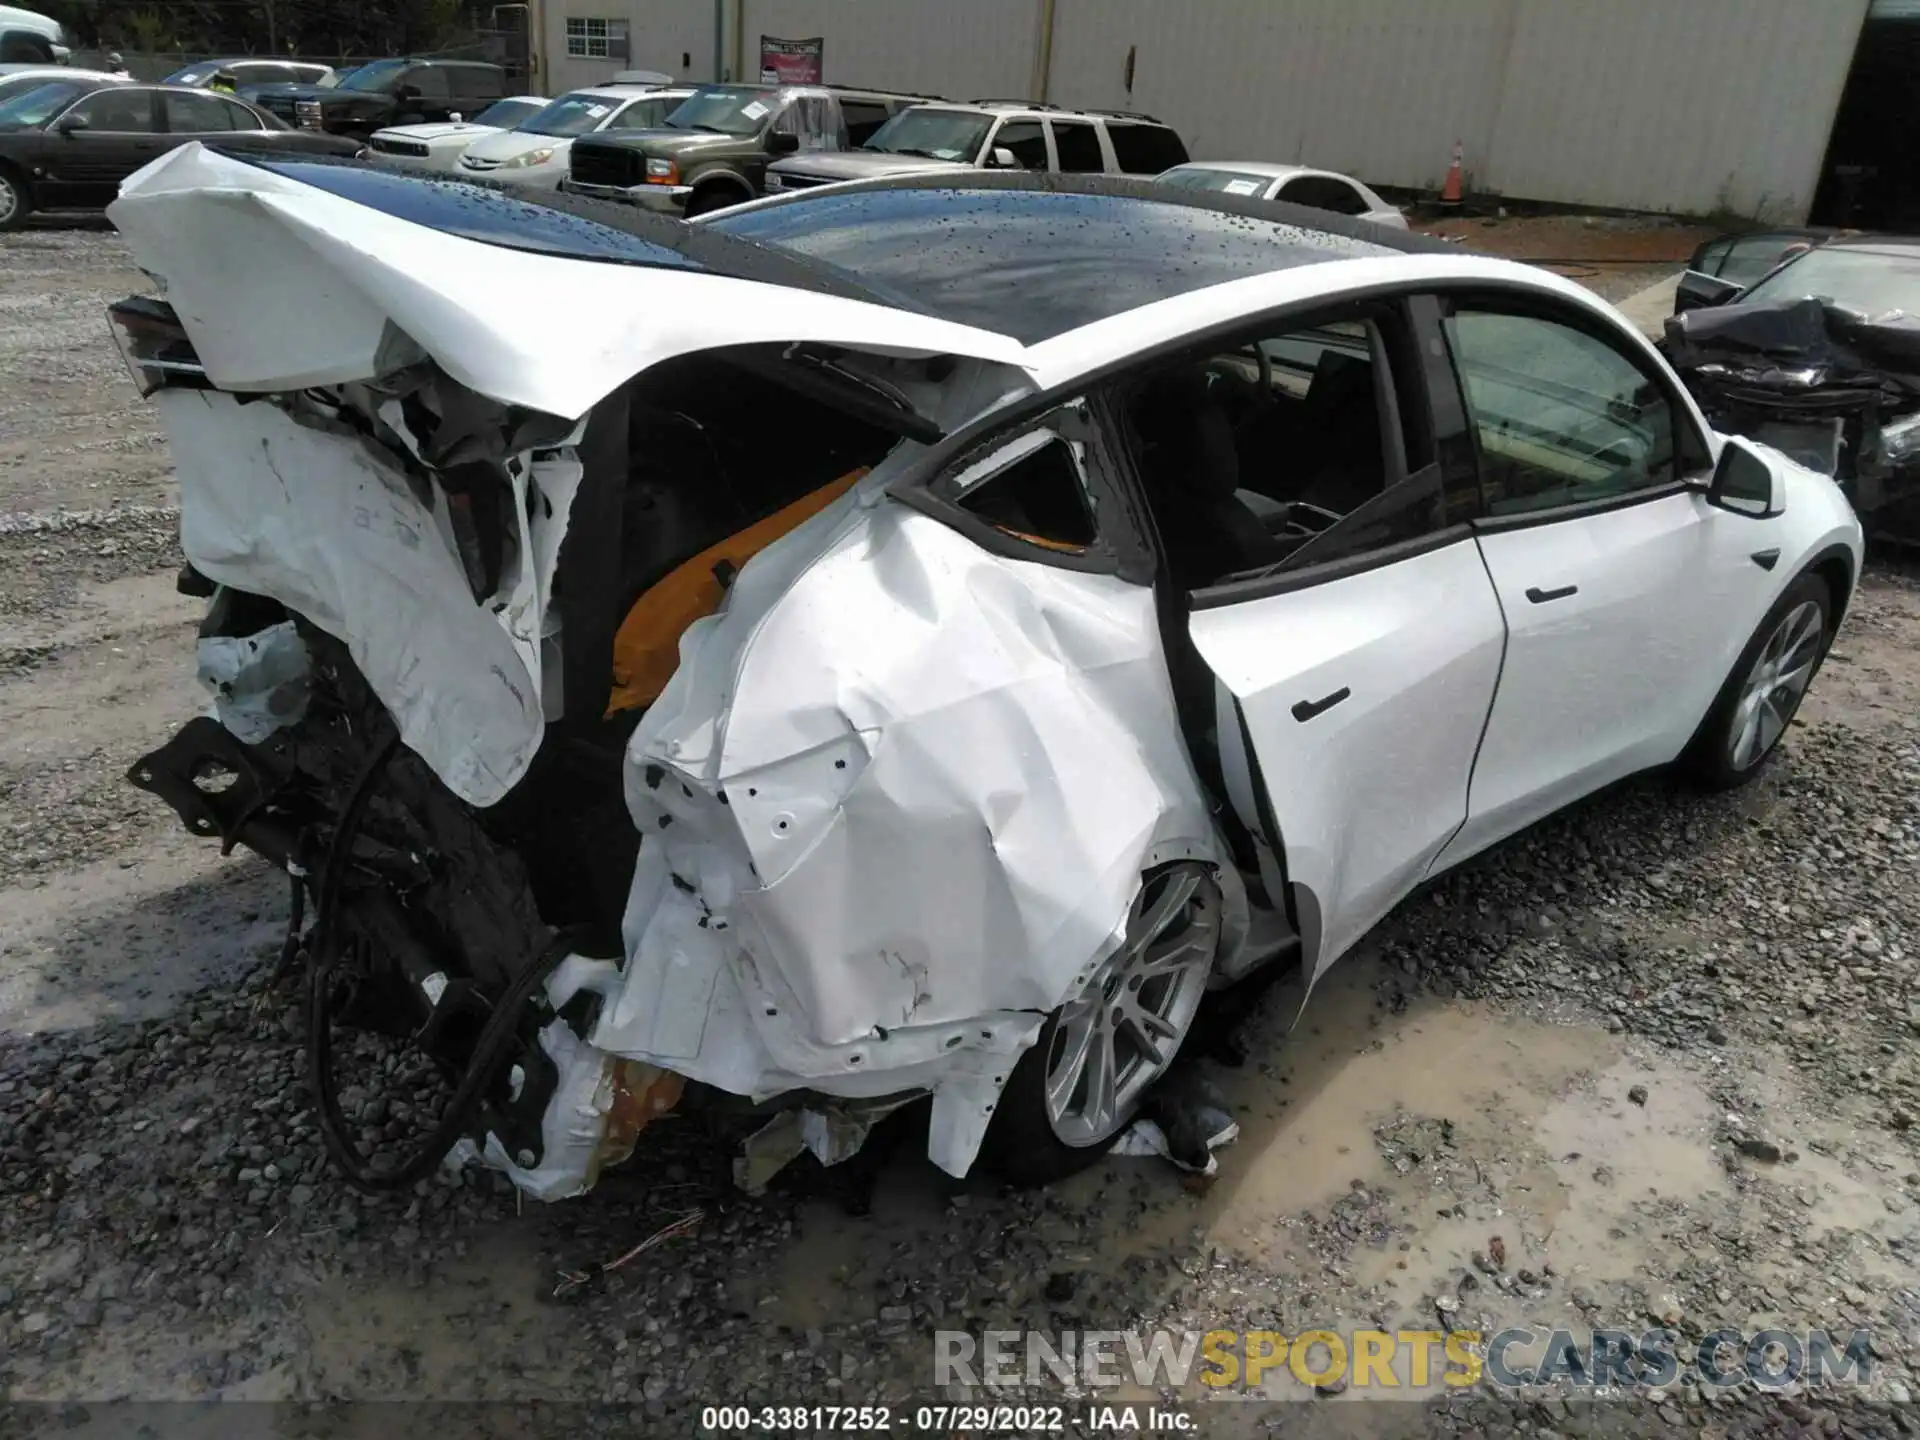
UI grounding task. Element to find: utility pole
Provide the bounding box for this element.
[265,0,278,52]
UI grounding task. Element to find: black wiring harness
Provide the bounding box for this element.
[303,728,582,1191]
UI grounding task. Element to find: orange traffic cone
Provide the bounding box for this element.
[1439,140,1464,207]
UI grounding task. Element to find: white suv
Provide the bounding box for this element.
[458,84,693,189]
[765,100,1188,193]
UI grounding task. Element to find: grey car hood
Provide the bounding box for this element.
[771,150,971,183]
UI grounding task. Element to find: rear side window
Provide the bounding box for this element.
[1107,122,1187,174]
[452,68,500,102]
[404,67,451,101]
[608,97,668,129]
[1276,174,1371,215]
[989,118,1047,170]
[239,63,293,85]
[946,427,1098,551]
[841,99,890,145]
[1050,120,1104,173]
[164,90,241,132]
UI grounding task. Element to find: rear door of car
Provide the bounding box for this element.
[160,87,258,150]
[1164,295,1505,983]
[42,86,166,204]
[396,64,453,123]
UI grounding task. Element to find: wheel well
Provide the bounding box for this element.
[1810,551,1854,631]
[692,172,753,202]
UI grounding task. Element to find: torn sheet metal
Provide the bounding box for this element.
[587,473,1222,1180]
[106,144,1033,420]
[157,388,577,806]
[197,618,309,743]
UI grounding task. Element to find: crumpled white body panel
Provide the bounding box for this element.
[107,145,1031,420]
[159,389,578,806]
[596,483,1221,1176]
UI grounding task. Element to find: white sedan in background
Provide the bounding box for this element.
[456,85,693,188]
[1157,160,1407,229]
[365,95,547,171]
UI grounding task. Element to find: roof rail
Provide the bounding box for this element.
[825,83,949,101]
[1086,108,1163,123]
[969,97,1054,109]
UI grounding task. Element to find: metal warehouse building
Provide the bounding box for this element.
[527,0,1881,224]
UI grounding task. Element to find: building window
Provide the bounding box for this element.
[566,17,611,58]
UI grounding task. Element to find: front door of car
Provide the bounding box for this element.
[1426,296,1781,870]
[1153,302,1506,982]
[42,88,166,205]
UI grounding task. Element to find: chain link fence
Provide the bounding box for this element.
[69,34,526,89]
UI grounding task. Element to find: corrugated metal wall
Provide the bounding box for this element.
[735,0,1037,99]
[1045,0,1867,222]
[538,0,1868,221]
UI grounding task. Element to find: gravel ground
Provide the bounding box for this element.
[2,222,1918,1439]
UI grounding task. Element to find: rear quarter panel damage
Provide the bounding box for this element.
[602,490,1221,1176]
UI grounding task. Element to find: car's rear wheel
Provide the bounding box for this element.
[0,168,29,233]
[1684,570,1830,789]
[983,862,1221,1186]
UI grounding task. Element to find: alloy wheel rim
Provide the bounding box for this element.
[0,179,16,225]
[1043,864,1220,1148]
[1729,599,1823,771]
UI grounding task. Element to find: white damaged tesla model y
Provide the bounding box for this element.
[106,147,1862,1201]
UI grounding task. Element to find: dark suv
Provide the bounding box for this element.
[559,82,936,217]
[251,57,505,138]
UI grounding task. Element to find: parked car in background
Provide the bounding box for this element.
[1154,160,1406,229]
[0,5,68,63]
[164,58,338,92]
[366,95,546,170]
[1663,233,1920,541]
[106,158,1858,1199]
[765,100,1188,192]
[251,58,504,138]
[560,82,938,215]
[458,85,692,188]
[0,67,124,101]
[1671,228,1835,314]
[0,77,360,230]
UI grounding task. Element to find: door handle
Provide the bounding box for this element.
[1525,584,1579,604]
[1291,686,1350,723]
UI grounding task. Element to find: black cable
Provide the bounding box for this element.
[304,727,583,1192]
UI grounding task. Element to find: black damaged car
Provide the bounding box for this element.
[249,57,505,139]
[0,76,361,231]
[1664,233,1920,543]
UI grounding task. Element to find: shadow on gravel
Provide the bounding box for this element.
[0,855,286,1034]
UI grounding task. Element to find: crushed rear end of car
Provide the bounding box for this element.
[104,145,1230,1201]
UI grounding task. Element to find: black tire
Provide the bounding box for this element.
[1682,570,1831,790]
[981,863,1221,1187]
[0,167,30,234]
[684,187,741,218]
